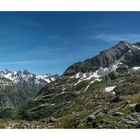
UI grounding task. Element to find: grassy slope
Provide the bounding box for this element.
[0,70,140,128]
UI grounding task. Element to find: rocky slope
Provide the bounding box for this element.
[64,41,140,76]
[1,41,140,128]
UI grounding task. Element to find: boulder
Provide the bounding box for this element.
[122,112,140,125]
[112,112,124,116]
[135,104,140,112]
[110,96,123,102]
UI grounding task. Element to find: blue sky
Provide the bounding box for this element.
[0,12,140,74]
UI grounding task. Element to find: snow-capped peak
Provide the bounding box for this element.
[131,45,140,50]
[0,69,58,85]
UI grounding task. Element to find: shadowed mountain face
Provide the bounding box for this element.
[63,41,140,76]
[1,41,140,128]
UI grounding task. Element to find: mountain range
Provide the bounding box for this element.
[0,69,58,108]
[0,41,140,128]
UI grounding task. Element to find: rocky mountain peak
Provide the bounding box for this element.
[132,42,140,46]
[0,69,58,92]
[23,70,31,75]
[116,40,129,46]
[63,41,140,76]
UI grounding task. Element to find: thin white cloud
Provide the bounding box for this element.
[0,59,65,65]
[91,33,140,42]
[18,46,67,56]
[1,45,68,61]
[0,60,40,65]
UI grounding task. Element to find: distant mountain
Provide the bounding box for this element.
[0,69,59,108]
[0,69,59,92]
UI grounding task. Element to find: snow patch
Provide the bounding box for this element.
[129,103,137,107]
[75,73,80,78]
[0,70,56,85]
[105,86,116,92]
[119,62,122,65]
[132,67,140,70]
[90,79,102,84]
[72,59,123,87]
[74,79,83,86]
[86,71,100,80]
[112,91,116,95]
[132,45,140,50]
[72,59,121,81]
[74,75,102,86]
[83,73,87,78]
[84,79,102,92]
[84,85,90,91]
[62,88,66,91]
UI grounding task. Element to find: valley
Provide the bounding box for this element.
[0,41,140,128]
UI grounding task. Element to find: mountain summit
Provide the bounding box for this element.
[64,41,140,76]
